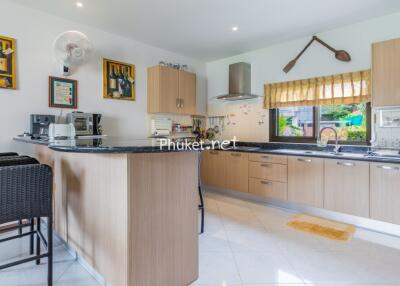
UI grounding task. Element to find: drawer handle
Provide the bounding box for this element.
[297,158,312,163]
[261,155,271,159]
[209,151,218,155]
[231,153,241,157]
[377,165,399,171]
[337,162,355,167]
[261,180,272,185]
[260,164,271,167]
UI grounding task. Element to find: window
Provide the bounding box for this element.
[277,106,314,137]
[270,103,371,144]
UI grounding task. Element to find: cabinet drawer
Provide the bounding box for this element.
[249,153,287,164]
[249,178,287,201]
[249,161,287,182]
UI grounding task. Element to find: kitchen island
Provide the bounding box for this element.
[15,137,199,286]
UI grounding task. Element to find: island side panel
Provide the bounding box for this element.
[35,145,67,241]
[128,152,199,286]
[59,152,129,286]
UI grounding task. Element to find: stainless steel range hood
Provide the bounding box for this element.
[217,62,259,101]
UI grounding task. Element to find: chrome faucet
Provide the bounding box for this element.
[318,127,341,154]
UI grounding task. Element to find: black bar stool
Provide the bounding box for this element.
[0,155,53,286]
[198,152,205,234]
[0,152,18,157]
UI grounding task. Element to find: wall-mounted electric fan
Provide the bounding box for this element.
[52,30,92,76]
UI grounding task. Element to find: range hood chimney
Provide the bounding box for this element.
[217,62,259,101]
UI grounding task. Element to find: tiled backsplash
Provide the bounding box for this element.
[373,107,400,149]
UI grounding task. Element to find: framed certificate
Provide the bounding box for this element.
[49,76,77,108]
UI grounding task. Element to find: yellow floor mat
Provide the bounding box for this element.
[287,214,355,241]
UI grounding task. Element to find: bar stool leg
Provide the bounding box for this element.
[47,216,53,286]
[36,218,41,265]
[18,220,23,235]
[30,218,34,255]
[198,185,205,234]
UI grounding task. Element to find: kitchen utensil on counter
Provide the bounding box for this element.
[49,123,76,140]
[66,112,102,136]
[30,114,56,139]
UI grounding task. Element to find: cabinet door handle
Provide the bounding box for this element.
[297,158,312,163]
[260,164,271,168]
[261,180,272,185]
[337,161,355,167]
[181,98,184,108]
[377,165,399,171]
[230,153,241,157]
[176,98,180,108]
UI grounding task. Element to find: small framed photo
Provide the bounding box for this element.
[49,76,78,109]
[0,35,17,89]
[103,58,135,101]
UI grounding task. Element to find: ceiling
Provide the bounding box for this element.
[12,0,400,61]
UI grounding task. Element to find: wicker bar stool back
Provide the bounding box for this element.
[0,152,18,157]
[0,158,53,286]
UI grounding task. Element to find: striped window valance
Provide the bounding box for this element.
[264,70,371,109]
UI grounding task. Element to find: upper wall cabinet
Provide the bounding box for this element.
[147,66,197,114]
[372,38,400,107]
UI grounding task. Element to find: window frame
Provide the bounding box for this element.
[269,103,371,145]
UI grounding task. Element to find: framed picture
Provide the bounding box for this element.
[103,58,135,101]
[49,76,78,109]
[0,35,16,89]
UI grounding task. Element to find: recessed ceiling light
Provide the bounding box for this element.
[232,26,239,32]
[76,2,83,8]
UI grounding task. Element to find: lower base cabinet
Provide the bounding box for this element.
[201,150,400,226]
[288,156,324,208]
[324,159,370,217]
[370,162,400,225]
[201,151,226,188]
[225,152,249,193]
[249,178,287,200]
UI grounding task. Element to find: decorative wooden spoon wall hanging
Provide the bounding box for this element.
[283,36,351,73]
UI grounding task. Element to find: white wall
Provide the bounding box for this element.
[0,1,207,151]
[207,12,400,142]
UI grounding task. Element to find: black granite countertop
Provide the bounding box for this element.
[218,142,400,164]
[13,136,400,163]
[14,136,202,153]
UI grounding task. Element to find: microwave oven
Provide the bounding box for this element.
[66,112,102,136]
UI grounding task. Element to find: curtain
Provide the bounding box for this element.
[264,70,371,109]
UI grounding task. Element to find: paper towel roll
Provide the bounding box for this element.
[154,129,170,136]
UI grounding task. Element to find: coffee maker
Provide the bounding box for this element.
[30,114,55,139]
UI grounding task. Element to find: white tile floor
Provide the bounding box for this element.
[2,192,400,286]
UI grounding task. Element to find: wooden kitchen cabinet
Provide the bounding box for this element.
[225,152,249,193]
[372,38,400,107]
[249,161,287,183]
[249,178,287,201]
[179,70,197,115]
[288,156,324,208]
[200,150,226,188]
[324,159,370,217]
[370,162,400,225]
[147,66,197,114]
